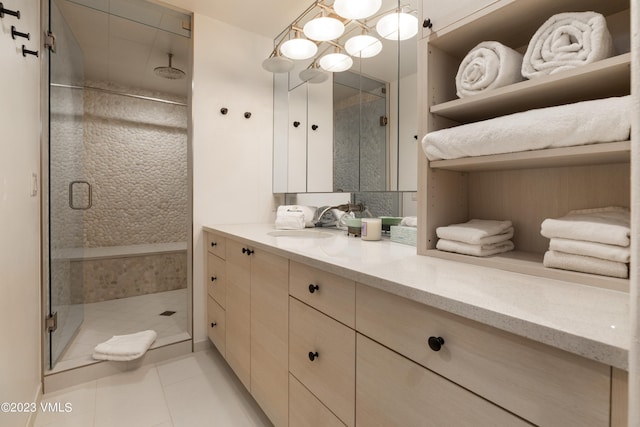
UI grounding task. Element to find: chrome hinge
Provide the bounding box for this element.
[45,31,56,53]
[46,312,58,333]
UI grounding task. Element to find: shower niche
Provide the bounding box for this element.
[45,0,193,373]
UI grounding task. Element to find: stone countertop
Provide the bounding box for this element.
[203,223,629,369]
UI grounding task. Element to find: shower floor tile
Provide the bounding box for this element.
[54,289,188,370]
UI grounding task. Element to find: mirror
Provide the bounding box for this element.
[272,0,418,194]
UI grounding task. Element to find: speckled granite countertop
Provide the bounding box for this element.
[203,224,629,369]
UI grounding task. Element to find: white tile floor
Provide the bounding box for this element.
[52,290,189,372]
[36,349,273,427]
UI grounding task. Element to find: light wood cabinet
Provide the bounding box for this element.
[206,296,225,356]
[206,252,225,307]
[206,231,226,259]
[417,0,632,292]
[289,297,355,427]
[289,374,346,427]
[356,333,532,427]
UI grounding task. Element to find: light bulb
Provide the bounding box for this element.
[280,38,318,60]
[376,12,418,41]
[333,0,381,20]
[319,53,353,72]
[345,35,383,58]
[303,17,345,41]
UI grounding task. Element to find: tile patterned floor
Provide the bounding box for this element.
[52,289,188,372]
[36,349,272,427]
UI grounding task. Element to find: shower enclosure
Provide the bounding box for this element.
[45,0,192,372]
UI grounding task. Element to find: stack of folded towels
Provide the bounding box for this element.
[541,207,630,279]
[275,205,316,230]
[436,219,514,257]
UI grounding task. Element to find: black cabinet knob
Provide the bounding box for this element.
[211,322,217,327]
[308,284,319,294]
[428,336,445,352]
[308,351,319,361]
[311,124,319,131]
[211,242,217,247]
[210,276,217,282]
[293,121,301,128]
[423,18,433,29]
[242,247,254,256]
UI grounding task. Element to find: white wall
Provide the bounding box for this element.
[190,13,275,345]
[0,0,42,425]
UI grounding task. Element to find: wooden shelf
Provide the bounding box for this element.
[429,141,631,172]
[429,54,631,123]
[426,250,628,292]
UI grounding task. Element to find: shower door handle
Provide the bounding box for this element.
[69,180,92,210]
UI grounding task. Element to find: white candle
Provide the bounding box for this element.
[361,218,382,241]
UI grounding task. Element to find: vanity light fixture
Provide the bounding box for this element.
[303,9,345,41]
[376,11,419,40]
[345,33,383,58]
[300,62,330,83]
[319,49,353,72]
[280,30,318,60]
[333,0,381,20]
[262,49,295,73]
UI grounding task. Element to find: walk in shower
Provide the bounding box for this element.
[45,0,192,372]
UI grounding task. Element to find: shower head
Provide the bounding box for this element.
[154,53,186,80]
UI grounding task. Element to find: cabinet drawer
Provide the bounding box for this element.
[356,333,531,427]
[289,374,346,427]
[206,231,226,259]
[207,296,226,357]
[356,283,611,427]
[289,297,355,427]
[206,252,226,307]
[290,261,355,327]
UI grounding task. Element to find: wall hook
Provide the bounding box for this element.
[293,121,300,128]
[423,19,433,29]
[0,3,20,18]
[22,45,38,57]
[244,112,251,119]
[311,124,319,131]
[220,107,228,115]
[11,26,29,40]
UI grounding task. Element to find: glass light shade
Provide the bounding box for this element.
[345,34,383,58]
[300,68,329,83]
[376,12,418,40]
[262,56,295,73]
[303,17,345,41]
[319,52,353,72]
[333,0,381,19]
[280,38,318,60]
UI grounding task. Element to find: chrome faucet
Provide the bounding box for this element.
[314,202,370,227]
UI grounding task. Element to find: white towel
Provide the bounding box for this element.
[400,216,418,227]
[422,96,631,161]
[549,238,630,263]
[436,219,513,245]
[93,330,157,361]
[522,12,614,79]
[275,210,305,230]
[543,250,628,279]
[276,205,316,228]
[437,239,514,257]
[456,41,524,98]
[540,206,630,247]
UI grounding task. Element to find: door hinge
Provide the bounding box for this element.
[46,312,58,333]
[380,116,388,126]
[45,31,56,53]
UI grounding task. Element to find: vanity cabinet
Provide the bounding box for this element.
[206,232,226,355]
[417,0,632,291]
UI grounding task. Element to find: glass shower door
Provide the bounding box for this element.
[47,0,86,369]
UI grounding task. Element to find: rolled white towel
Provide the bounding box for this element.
[543,250,628,279]
[522,11,614,79]
[456,41,524,98]
[549,238,630,263]
[436,219,513,245]
[275,210,305,230]
[400,216,418,227]
[540,206,630,247]
[437,239,514,257]
[93,330,157,361]
[277,205,316,227]
[422,96,631,161]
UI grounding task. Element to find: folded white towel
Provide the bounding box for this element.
[543,250,628,279]
[93,330,157,362]
[549,238,630,263]
[275,210,305,230]
[422,96,630,161]
[277,205,316,227]
[540,206,630,247]
[522,12,614,79]
[436,219,513,245]
[437,239,514,257]
[400,216,418,227]
[456,41,524,98]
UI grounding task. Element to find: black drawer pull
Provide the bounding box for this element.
[308,284,319,294]
[242,247,254,256]
[308,351,319,361]
[211,322,217,327]
[311,124,319,131]
[210,242,217,247]
[210,276,217,282]
[0,3,20,19]
[428,336,445,352]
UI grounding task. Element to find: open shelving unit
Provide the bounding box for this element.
[417,0,632,291]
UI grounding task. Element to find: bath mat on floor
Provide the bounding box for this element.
[92,330,157,362]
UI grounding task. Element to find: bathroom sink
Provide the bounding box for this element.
[268,230,334,239]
